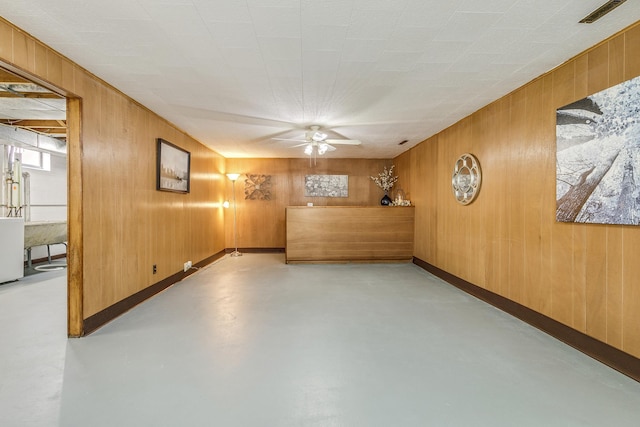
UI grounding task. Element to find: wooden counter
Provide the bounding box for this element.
[285,206,415,263]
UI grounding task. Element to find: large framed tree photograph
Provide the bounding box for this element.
[556,75,640,225]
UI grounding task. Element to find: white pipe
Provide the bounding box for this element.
[22,171,30,222]
[7,146,16,209]
[13,158,22,207]
[1,145,6,217]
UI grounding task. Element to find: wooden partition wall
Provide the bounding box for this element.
[0,18,226,335]
[395,23,640,360]
[224,158,394,248]
[286,206,415,263]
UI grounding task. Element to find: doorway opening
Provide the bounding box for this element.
[0,64,82,336]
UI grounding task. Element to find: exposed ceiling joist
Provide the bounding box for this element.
[0,68,67,146]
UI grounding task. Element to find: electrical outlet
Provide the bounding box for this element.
[153,264,157,274]
[183,261,192,272]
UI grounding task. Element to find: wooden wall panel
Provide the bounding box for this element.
[506,89,527,305]
[46,50,63,86]
[12,28,33,70]
[33,43,47,80]
[435,126,457,275]
[404,138,436,262]
[609,34,625,84]
[491,97,511,298]
[396,21,640,359]
[475,102,500,295]
[0,18,226,325]
[622,231,640,356]
[521,78,547,313]
[0,20,11,61]
[537,74,556,317]
[606,227,623,348]
[585,226,607,342]
[547,58,574,325]
[627,25,640,78]
[571,224,587,331]
[435,127,457,277]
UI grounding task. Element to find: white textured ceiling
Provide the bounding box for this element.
[1,0,639,159]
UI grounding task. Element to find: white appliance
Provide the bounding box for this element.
[0,217,24,283]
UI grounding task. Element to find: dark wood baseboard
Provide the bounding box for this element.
[413,257,640,383]
[82,250,227,336]
[225,247,285,253]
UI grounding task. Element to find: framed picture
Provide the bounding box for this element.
[304,175,348,197]
[156,138,190,193]
[556,75,640,224]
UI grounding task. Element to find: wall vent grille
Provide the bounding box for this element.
[579,0,627,23]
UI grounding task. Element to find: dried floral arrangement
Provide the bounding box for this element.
[370,165,398,192]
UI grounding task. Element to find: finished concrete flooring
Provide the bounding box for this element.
[1,253,639,426]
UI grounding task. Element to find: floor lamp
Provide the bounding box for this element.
[226,173,242,257]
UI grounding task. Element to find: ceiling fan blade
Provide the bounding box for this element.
[249,129,299,144]
[324,143,337,152]
[273,137,307,142]
[288,143,309,148]
[170,104,299,128]
[325,139,361,145]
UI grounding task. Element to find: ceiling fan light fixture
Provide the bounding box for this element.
[312,131,327,142]
[304,144,313,156]
[317,143,329,155]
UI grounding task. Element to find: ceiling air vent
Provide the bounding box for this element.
[579,0,627,23]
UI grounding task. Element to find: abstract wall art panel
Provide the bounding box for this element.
[304,175,348,197]
[244,174,272,200]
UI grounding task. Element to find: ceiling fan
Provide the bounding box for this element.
[274,125,361,164]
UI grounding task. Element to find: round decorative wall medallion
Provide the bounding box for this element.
[451,153,482,205]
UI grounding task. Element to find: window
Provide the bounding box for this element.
[18,147,51,171]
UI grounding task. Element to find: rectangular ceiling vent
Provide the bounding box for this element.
[579,0,627,23]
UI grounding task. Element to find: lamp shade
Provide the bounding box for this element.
[226,173,240,181]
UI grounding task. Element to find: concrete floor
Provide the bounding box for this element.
[1,253,639,426]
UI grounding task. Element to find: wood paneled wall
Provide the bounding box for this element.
[224,158,394,248]
[396,23,640,358]
[0,18,226,330]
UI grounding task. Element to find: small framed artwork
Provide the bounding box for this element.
[156,138,190,193]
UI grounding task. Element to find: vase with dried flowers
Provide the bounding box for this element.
[370,165,398,205]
